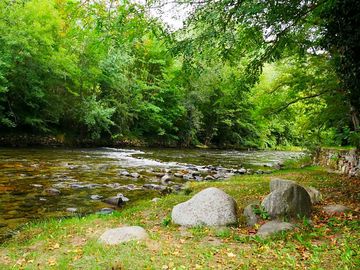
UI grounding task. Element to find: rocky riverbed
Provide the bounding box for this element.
[0,147,303,238]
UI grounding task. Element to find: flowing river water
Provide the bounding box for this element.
[0,147,303,239]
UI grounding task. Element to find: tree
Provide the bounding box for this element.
[156,0,359,147]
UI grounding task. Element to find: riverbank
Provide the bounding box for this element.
[0,133,305,151]
[1,166,359,269]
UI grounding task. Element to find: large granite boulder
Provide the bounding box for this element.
[98,226,148,245]
[270,178,296,192]
[256,221,294,237]
[270,178,322,205]
[262,184,312,218]
[171,187,238,227]
[304,186,322,204]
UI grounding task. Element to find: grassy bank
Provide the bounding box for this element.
[0,167,359,269]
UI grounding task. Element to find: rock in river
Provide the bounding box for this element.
[104,194,129,206]
[66,207,77,213]
[90,194,103,200]
[96,208,115,215]
[130,172,140,179]
[172,187,238,227]
[44,188,61,195]
[161,174,172,184]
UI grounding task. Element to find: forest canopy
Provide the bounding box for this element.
[0,0,358,148]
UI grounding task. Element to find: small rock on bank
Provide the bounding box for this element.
[256,221,294,237]
[171,187,238,227]
[98,226,148,245]
[323,204,350,214]
[243,204,259,226]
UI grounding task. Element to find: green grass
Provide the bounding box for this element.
[0,166,359,269]
[322,146,357,151]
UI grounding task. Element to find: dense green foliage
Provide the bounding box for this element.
[0,0,358,148]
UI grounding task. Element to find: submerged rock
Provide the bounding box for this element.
[130,172,140,179]
[143,183,168,191]
[161,174,172,184]
[120,171,130,177]
[70,183,86,189]
[96,208,114,215]
[182,174,194,181]
[66,207,77,213]
[44,188,61,195]
[235,168,247,174]
[90,195,103,200]
[172,187,238,227]
[99,226,148,245]
[256,221,294,237]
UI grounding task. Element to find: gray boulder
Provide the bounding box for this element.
[270,178,296,192]
[262,184,312,218]
[99,226,148,245]
[256,221,294,237]
[304,187,322,204]
[323,204,350,214]
[171,187,238,227]
[270,179,322,205]
[243,204,259,226]
[104,194,129,206]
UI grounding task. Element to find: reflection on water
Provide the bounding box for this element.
[0,147,303,239]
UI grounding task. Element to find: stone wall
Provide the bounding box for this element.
[314,148,360,177]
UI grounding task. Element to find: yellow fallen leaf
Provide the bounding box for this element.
[227,252,236,258]
[48,257,57,266]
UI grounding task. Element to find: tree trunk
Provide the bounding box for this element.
[351,105,359,131]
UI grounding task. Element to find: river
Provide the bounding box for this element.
[0,147,303,239]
